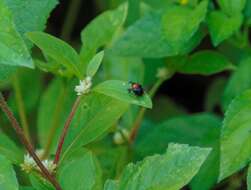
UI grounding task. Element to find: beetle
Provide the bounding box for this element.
[128,81,144,97]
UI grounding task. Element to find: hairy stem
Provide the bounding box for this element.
[42,85,66,159]
[60,0,82,41]
[0,93,62,190]
[13,75,31,143]
[54,96,81,164]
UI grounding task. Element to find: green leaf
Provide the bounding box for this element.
[0,132,23,164]
[86,51,104,77]
[222,57,251,111]
[61,93,129,161]
[161,0,208,51]
[37,78,75,154]
[248,163,251,190]
[4,0,58,37]
[29,173,54,190]
[113,143,211,190]
[26,32,82,78]
[218,0,246,15]
[80,4,127,66]
[58,149,102,190]
[176,50,234,75]
[0,65,16,82]
[94,80,152,108]
[0,0,33,68]
[135,113,221,190]
[219,89,251,181]
[207,11,243,46]
[0,154,18,190]
[104,52,144,82]
[111,8,206,58]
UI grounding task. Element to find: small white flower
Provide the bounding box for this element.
[42,160,57,173]
[113,128,130,145]
[75,76,92,96]
[20,149,56,173]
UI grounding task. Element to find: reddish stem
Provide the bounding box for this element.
[54,96,81,164]
[0,93,62,190]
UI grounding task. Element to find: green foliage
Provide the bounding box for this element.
[0,0,33,68]
[80,4,127,66]
[207,11,243,46]
[220,89,251,181]
[94,80,152,108]
[222,57,251,110]
[105,143,211,190]
[26,32,82,78]
[135,114,221,190]
[61,93,129,160]
[1,0,251,189]
[0,132,23,164]
[87,51,104,77]
[0,155,18,190]
[37,78,75,154]
[58,149,102,190]
[111,9,205,58]
[174,50,234,75]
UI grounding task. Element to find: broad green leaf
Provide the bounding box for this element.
[94,80,152,108]
[37,78,75,154]
[86,51,104,77]
[176,50,234,75]
[218,0,246,15]
[114,143,211,190]
[58,149,102,190]
[61,93,129,161]
[248,163,251,190]
[161,0,208,51]
[135,114,221,190]
[111,9,206,58]
[103,52,144,82]
[29,173,54,190]
[222,57,251,111]
[0,65,16,82]
[80,4,127,66]
[26,32,82,78]
[207,11,243,46]
[0,0,33,68]
[4,0,58,37]
[219,89,251,181]
[0,154,18,190]
[0,132,23,164]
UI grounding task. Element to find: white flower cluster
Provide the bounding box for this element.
[75,76,92,96]
[20,150,56,174]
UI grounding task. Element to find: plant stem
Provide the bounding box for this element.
[13,75,31,143]
[129,78,165,143]
[42,85,66,159]
[54,96,81,164]
[60,0,82,41]
[0,93,62,190]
